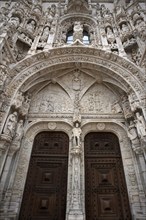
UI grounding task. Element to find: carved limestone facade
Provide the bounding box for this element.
[0,0,146,220]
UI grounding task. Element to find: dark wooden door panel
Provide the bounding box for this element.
[85,132,132,220]
[19,132,69,220]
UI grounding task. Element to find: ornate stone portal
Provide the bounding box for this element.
[0,0,146,220]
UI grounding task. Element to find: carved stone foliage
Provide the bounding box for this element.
[29,83,73,113]
[80,83,120,114]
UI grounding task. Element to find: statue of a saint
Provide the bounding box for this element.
[8,16,20,29]
[13,120,24,142]
[121,23,129,34]
[27,20,36,33]
[12,91,24,109]
[106,27,115,44]
[72,122,82,147]
[3,112,18,138]
[40,26,50,42]
[135,112,146,139]
[73,21,83,42]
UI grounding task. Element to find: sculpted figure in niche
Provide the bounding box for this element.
[20,95,31,116]
[135,18,146,40]
[12,91,24,109]
[45,4,56,25]
[135,112,146,140]
[8,16,20,29]
[127,120,140,151]
[13,120,24,142]
[121,95,133,118]
[61,31,67,44]
[73,21,83,42]
[72,122,82,147]
[3,112,17,138]
[121,23,129,34]
[106,27,115,44]
[27,20,36,33]
[40,27,50,43]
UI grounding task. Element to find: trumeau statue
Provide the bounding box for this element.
[72,122,82,147]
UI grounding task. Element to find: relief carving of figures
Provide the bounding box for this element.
[39,99,54,112]
[72,122,82,147]
[135,112,146,141]
[26,20,36,33]
[73,21,83,42]
[3,112,17,138]
[71,156,81,209]
[70,122,82,211]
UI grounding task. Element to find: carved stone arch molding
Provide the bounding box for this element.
[81,121,141,218]
[7,47,144,101]
[11,120,72,218]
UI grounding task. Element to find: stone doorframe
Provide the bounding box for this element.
[9,120,143,220]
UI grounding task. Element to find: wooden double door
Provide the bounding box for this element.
[19,132,69,220]
[85,132,132,220]
[19,131,132,220]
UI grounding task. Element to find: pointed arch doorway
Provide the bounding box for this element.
[19,131,69,220]
[85,132,132,220]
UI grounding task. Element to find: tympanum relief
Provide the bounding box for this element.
[29,83,73,113]
[81,83,120,114]
[29,74,122,115]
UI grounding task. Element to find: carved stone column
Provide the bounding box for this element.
[68,145,84,220]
